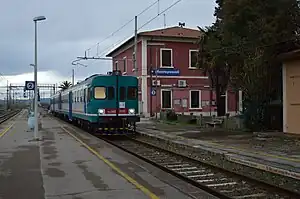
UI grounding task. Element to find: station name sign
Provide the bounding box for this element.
[151,68,180,76]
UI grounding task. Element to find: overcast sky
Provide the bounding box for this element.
[0,0,216,97]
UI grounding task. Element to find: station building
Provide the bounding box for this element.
[280,49,300,134]
[106,26,242,117]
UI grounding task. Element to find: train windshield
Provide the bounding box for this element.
[94,87,106,99]
[128,87,137,100]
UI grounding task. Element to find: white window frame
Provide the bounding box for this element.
[160,48,173,68]
[161,89,173,109]
[189,90,202,109]
[189,49,198,69]
[123,56,127,72]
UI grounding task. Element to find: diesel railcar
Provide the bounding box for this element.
[50,71,140,134]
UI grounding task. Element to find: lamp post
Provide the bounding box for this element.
[33,16,46,140]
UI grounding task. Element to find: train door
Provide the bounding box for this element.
[68,91,72,120]
[117,75,126,116]
[58,93,62,110]
[84,88,87,114]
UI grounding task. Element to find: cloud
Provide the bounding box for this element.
[1,0,216,81]
[0,70,87,100]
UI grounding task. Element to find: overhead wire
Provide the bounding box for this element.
[84,0,160,55]
[138,0,183,31]
[78,0,185,67]
[90,0,185,61]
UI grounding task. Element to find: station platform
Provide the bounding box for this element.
[137,119,300,181]
[0,110,216,199]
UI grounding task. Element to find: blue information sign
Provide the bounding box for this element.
[150,88,156,96]
[25,81,35,90]
[151,68,180,76]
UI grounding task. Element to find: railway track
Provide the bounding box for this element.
[101,136,300,199]
[0,110,20,124]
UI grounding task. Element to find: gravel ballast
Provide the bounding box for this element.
[135,132,300,194]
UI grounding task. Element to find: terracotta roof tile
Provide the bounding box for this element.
[140,26,201,38]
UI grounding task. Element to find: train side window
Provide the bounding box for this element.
[80,90,82,102]
[87,88,90,102]
[107,87,114,100]
[89,88,93,101]
[94,87,106,99]
[120,87,126,101]
[128,87,137,100]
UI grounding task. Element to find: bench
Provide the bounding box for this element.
[205,119,223,128]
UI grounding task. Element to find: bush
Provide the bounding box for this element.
[166,110,177,121]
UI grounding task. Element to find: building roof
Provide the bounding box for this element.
[106,26,201,57]
[139,26,201,38]
[278,49,300,61]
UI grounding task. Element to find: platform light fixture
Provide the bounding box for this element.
[33,15,46,141]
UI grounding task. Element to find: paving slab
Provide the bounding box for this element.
[0,110,216,199]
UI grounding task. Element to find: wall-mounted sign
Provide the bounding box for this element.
[151,68,180,76]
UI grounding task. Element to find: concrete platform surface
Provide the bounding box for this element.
[137,119,300,180]
[0,110,216,199]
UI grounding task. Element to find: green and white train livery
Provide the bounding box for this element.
[50,71,140,134]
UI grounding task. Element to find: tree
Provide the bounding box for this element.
[197,26,231,116]
[58,81,72,90]
[198,0,300,130]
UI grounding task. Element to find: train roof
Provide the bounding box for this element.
[50,71,137,98]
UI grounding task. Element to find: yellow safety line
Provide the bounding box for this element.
[0,123,14,138]
[61,127,160,199]
[203,140,300,163]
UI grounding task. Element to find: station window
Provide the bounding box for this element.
[127,87,137,100]
[160,48,173,67]
[119,87,126,101]
[94,87,106,99]
[190,90,201,109]
[189,50,198,68]
[107,87,115,100]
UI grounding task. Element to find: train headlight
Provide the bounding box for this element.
[98,109,104,114]
[129,109,135,114]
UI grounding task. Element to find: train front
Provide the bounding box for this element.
[92,72,140,134]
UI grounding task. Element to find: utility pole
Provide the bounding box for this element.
[72,69,75,86]
[155,48,158,119]
[6,80,9,111]
[133,16,138,76]
[149,46,153,117]
[164,14,166,28]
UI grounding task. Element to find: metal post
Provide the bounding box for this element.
[34,20,39,140]
[149,46,153,117]
[72,68,75,86]
[32,16,46,140]
[155,48,158,119]
[6,81,9,111]
[133,16,138,76]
